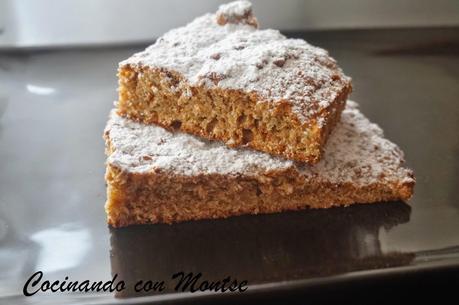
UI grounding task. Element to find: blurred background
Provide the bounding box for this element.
[1,0,459,49]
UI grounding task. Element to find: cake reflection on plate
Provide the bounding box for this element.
[109,201,413,298]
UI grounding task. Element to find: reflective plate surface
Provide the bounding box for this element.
[0,28,459,304]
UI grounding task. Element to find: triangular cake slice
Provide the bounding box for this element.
[117,0,352,164]
[104,101,414,227]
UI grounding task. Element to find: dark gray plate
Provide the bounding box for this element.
[1,28,459,304]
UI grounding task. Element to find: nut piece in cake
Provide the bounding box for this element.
[104,101,414,227]
[216,0,259,27]
[117,0,352,163]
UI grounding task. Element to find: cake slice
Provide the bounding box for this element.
[117,0,352,164]
[104,101,414,227]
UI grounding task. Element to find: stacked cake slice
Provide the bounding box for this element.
[104,1,414,227]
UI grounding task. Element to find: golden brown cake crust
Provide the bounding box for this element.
[117,1,352,163]
[104,102,415,227]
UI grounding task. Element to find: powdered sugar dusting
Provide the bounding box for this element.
[120,1,351,123]
[105,101,414,185]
